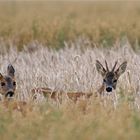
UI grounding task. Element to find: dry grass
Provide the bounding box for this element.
[0,1,140,49]
[1,1,140,139]
[0,39,140,139]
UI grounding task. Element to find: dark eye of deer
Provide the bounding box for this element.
[113,79,117,83]
[103,79,106,83]
[1,82,5,86]
[13,82,16,86]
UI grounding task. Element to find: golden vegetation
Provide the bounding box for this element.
[0,1,140,49]
[0,42,139,139]
[0,1,140,140]
[0,99,140,140]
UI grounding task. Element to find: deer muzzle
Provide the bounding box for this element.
[106,86,112,92]
[5,91,14,98]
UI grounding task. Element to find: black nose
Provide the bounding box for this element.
[106,87,112,92]
[5,91,14,98]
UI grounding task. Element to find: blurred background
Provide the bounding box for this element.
[0,1,140,50]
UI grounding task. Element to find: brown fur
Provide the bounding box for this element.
[31,87,93,103]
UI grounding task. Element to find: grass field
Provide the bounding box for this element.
[0,40,140,139]
[1,1,140,140]
[0,1,140,49]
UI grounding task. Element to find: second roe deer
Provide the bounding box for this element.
[0,64,16,98]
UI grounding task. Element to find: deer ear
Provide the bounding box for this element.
[115,61,127,77]
[7,64,15,77]
[96,60,106,77]
[0,73,3,80]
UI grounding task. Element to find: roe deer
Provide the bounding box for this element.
[0,64,33,117]
[31,87,60,101]
[0,64,16,98]
[96,60,127,95]
[31,87,93,103]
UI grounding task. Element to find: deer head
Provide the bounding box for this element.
[96,60,127,93]
[0,64,16,98]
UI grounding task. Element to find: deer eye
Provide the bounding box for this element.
[1,82,5,86]
[113,79,117,83]
[103,79,106,83]
[13,81,16,86]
